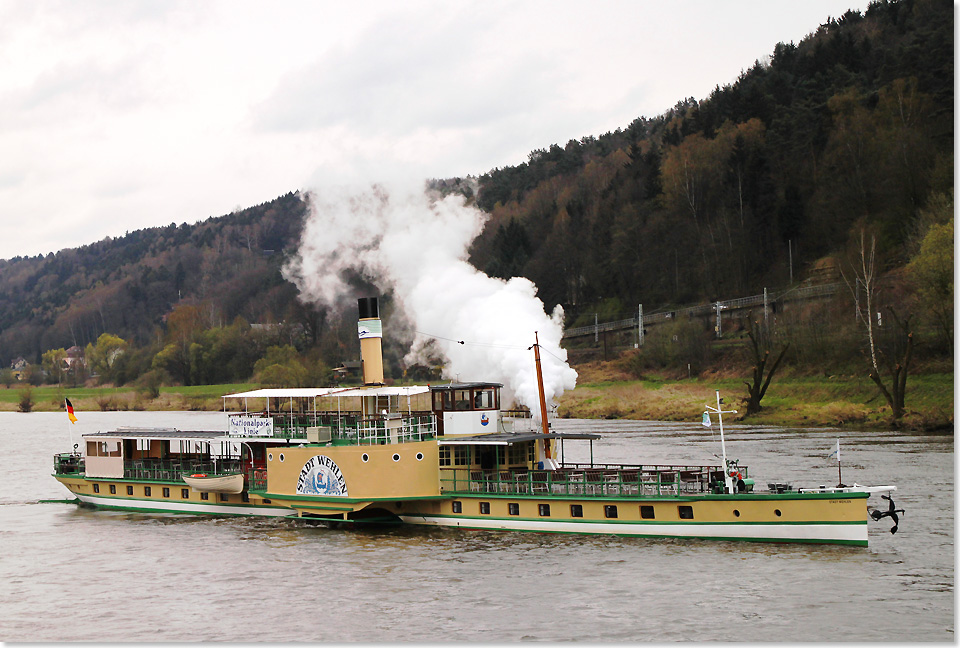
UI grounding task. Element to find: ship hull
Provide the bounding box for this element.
[53,471,875,545]
[399,491,872,546]
[399,514,867,545]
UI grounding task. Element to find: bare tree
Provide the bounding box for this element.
[742,316,789,416]
[841,230,914,421]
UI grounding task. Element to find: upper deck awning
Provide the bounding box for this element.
[223,388,343,399]
[82,428,225,440]
[438,432,601,446]
[223,386,430,399]
[331,386,430,398]
[430,382,503,391]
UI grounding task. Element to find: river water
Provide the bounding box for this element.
[0,411,952,642]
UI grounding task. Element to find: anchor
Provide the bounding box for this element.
[870,494,905,534]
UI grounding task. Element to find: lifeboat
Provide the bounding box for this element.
[182,473,245,494]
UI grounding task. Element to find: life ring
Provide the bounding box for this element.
[730,471,742,480]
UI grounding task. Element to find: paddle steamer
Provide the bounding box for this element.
[53,298,897,546]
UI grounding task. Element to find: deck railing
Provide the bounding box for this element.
[124,458,245,482]
[440,463,739,497]
[246,412,437,445]
[53,453,84,475]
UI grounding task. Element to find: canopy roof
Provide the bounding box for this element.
[438,432,601,446]
[223,386,429,399]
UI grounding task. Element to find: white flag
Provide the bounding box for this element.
[701,412,711,427]
[827,439,840,460]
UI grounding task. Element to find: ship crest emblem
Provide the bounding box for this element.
[296,455,348,496]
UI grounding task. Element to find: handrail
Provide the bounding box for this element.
[439,463,741,497]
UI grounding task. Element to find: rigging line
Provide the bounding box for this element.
[538,345,568,363]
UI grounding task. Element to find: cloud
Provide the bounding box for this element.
[254,6,563,138]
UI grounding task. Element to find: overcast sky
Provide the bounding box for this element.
[0,0,868,260]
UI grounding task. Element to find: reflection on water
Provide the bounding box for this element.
[0,412,952,641]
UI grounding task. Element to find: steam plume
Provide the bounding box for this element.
[282,180,577,412]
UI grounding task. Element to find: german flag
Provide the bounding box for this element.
[65,398,77,424]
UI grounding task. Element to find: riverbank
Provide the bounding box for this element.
[557,361,954,431]
[2,371,952,431]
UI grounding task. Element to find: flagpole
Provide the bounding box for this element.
[837,439,843,487]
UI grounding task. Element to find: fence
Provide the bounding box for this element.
[563,283,841,338]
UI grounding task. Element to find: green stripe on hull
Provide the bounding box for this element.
[402,515,868,546]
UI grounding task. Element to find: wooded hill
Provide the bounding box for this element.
[0,0,952,387]
[469,0,953,325]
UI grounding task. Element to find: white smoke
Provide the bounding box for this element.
[282,179,577,413]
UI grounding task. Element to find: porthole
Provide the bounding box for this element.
[733,509,741,517]
[416,452,424,461]
[268,453,273,462]
[361,453,369,463]
[279,453,285,462]
[392,453,400,462]
[774,509,782,517]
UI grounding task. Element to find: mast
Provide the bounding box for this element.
[533,332,552,459]
[705,390,738,494]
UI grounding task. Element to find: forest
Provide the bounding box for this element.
[0,0,952,417]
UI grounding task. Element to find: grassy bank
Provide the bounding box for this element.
[0,383,257,413]
[4,369,952,431]
[557,362,954,430]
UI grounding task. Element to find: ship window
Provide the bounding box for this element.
[733,509,741,517]
[268,453,273,462]
[473,389,495,409]
[93,484,99,493]
[453,446,470,466]
[508,503,520,516]
[144,486,151,497]
[416,452,424,461]
[200,492,209,501]
[220,494,229,502]
[392,453,400,462]
[126,485,134,495]
[604,505,618,519]
[162,487,170,498]
[454,390,471,410]
[479,502,490,515]
[678,505,694,519]
[570,504,583,518]
[279,453,285,462]
[109,484,116,494]
[362,453,370,463]
[538,503,551,517]
[640,505,655,519]
[439,446,451,466]
[774,509,782,517]
[181,489,189,499]
[452,501,462,513]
